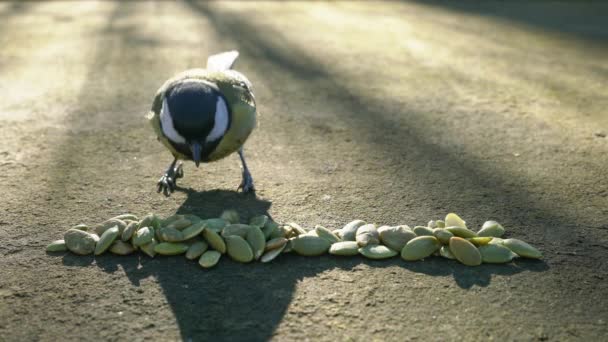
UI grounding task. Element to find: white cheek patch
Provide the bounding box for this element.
[160,98,187,144]
[206,97,229,143]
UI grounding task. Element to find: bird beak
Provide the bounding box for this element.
[191,142,202,167]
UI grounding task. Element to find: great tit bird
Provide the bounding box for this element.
[147,51,257,195]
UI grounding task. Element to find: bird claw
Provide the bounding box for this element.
[157,162,183,196]
[237,169,255,193]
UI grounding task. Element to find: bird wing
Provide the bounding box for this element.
[206,50,239,71]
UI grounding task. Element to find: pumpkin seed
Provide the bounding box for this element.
[160,227,184,242]
[478,220,505,238]
[261,243,286,263]
[265,237,288,251]
[378,225,416,251]
[139,213,161,230]
[110,214,139,222]
[436,220,446,228]
[140,238,157,258]
[71,224,89,231]
[341,220,366,241]
[401,236,440,261]
[46,240,67,252]
[261,220,279,239]
[449,237,482,266]
[467,237,493,246]
[249,215,269,228]
[315,225,341,243]
[222,224,252,238]
[329,241,360,256]
[199,250,221,268]
[154,242,189,255]
[356,224,379,247]
[94,218,127,236]
[181,221,206,240]
[359,245,398,259]
[282,239,294,253]
[501,238,542,259]
[203,228,226,254]
[439,245,455,259]
[133,226,154,246]
[95,226,120,255]
[246,226,266,259]
[203,218,228,233]
[445,213,467,229]
[64,229,98,255]
[433,228,454,244]
[220,209,240,224]
[225,236,254,263]
[166,218,192,231]
[109,240,135,255]
[186,241,209,260]
[413,226,434,236]
[269,225,287,239]
[445,226,478,238]
[183,214,202,223]
[478,244,517,263]
[292,235,331,256]
[121,221,138,242]
[287,222,307,236]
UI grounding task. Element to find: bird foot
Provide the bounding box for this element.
[157,162,183,196]
[237,169,255,193]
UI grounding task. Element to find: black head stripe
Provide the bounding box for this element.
[166,81,220,141]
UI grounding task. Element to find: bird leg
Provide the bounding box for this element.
[157,158,183,196]
[237,147,255,193]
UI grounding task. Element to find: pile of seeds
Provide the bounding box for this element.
[46,211,542,267]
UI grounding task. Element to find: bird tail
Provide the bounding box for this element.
[206,50,240,71]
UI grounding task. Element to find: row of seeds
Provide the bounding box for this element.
[46,211,541,267]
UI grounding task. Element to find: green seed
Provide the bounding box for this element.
[220,209,240,224]
[445,226,478,238]
[133,227,155,246]
[467,237,493,246]
[166,218,192,231]
[94,219,127,236]
[121,221,138,242]
[95,226,120,255]
[501,238,542,259]
[329,241,360,256]
[186,241,209,260]
[287,222,307,236]
[269,225,287,239]
[359,245,398,259]
[46,240,67,252]
[433,228,454,244]
[355,224,379,247]
[265,237,288,251]
[378,225,416,251]
[315,225,341,243]
[139,213,161,230]
[154,242,189,255]
[221,224,252,238]
[181,221,206,240]
[225,236,254,263]
[249,215,269,228]
[413,226,434,236]
[203,218,228,233]
[445,213,467,229]
[203,228,226,254]
[110,214,139,222]
[439,245,455,259]
[282,239,294,253]
[401,236,440,261]
[64,229,98,255]
[261,244,286,263]
[341,220,366,241]
[109,240,135,255]
[261,220,279,239]
[478,220,505,238]
[183,214,202,223]
[160,214,185,227]
[199,250,221,268]
[449,237,482,266]
[246,226,266,260]
[140,238,157,258]
[160,227,184,242]
[478,244,517,263]
[71,224,89,231]
[292,235,331,256]
[436,220,446,228]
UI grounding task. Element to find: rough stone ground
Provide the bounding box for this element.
[0,1,607,341]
